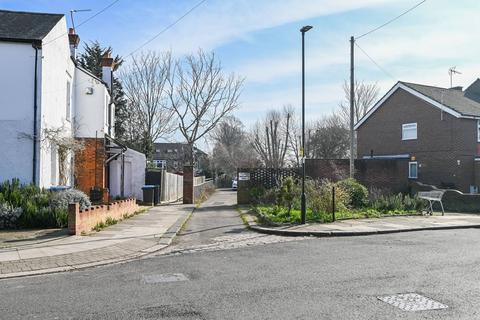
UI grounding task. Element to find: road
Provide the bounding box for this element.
[1,189,480,319]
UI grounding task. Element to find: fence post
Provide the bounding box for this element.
[332,186,336,222]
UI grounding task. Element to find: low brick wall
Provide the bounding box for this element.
[410,181,480,213]
[68,198,139,235]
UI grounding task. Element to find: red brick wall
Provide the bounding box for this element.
[75,138,107,195]
[68,198,139,235]
[305,158,410,194]
[356,88,478,192]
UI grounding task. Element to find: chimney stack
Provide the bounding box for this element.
[68,28,80,59]
[101,52,114,92]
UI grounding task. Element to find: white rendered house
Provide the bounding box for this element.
[0,9,145,200]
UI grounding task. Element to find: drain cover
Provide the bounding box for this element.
[377,293,448,311]
[143,273,189,284]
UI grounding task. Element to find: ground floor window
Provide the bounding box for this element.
[409,161,418,179]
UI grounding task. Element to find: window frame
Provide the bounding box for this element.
[408,161,418,179]
[477,120,480,142]
[402,123,417,140]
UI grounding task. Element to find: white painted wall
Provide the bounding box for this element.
[109,148,146,200]
[38,16,75,188]
[73,68,112,138]
[0,41,39,184]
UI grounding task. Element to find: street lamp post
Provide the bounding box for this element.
[300,25,312,225]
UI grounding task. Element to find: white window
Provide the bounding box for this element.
[409,161,418,179]
[477,120,480,142]
[402,123,417,140]
[66,81,71,120]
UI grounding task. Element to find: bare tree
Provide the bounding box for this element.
[339,80,380,127]
[309,113,349,159]
[121,51,176,159]
[167,50,244,163]
[251,107,293,168]
[211,116,259,176]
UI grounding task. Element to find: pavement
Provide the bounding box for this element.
[243,210,480,236]
[0,203,194,279]
[2,190,480,319]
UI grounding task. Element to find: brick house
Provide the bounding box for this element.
[152,143,209,175]
[355,80,480,193]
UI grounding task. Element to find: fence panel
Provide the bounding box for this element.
[237,168,300,204]
[160,171,183,203]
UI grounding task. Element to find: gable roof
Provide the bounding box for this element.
[0,10,63,43]
[401,82,480,117]
[354,81,480,130]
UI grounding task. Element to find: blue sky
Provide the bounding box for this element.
[2,0,480,133]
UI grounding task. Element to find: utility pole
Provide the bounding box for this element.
[349,36,355,178]
[300,25,312,225]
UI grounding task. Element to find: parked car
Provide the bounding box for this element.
[232,179,238,190]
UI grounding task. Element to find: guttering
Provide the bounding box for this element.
[32,40,41,185]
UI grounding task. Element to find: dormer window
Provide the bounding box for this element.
[402,123,417,140]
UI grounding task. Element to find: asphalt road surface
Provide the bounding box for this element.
[1,190,480,319]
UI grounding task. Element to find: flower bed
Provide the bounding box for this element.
[250,177,426,225]
[0,179,91,229]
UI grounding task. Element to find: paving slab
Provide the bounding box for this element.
[0,203,194,279]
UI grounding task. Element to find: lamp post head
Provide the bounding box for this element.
[300,25,313,33]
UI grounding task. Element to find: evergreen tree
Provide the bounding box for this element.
[77,41,129,141]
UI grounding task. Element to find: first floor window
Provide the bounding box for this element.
[402,123,417,140]
[409,161,418,179]
[477,120,480,142]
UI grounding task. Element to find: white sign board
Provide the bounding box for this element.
[238,172,250,181]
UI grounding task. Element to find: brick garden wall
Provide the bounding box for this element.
[68,198,139,235]
[410,181,480,212]
[306,158,410,194]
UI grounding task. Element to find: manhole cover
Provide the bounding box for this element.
[377,293,448,311]
[143,273,189,284]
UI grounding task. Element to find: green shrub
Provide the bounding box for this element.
[0,203,23,228]
[369,193,425,214]
[336,178,368,208]
[306,179,349,221]
[277,177,298,214]
[50,189,91,211]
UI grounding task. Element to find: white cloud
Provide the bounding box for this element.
[132,0,395,55]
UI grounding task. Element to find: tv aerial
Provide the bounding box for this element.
[448,66,462,88]
[70,9,92,31]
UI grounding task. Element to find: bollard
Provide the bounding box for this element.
[332,186,336,222]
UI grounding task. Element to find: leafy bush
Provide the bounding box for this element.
[277,177,298,214]
[369,193,425,214]
[306,179,349,219]
[0,179,90,229]
[50,189,91,211]
[336,178,368,208]
[0,203,23,228]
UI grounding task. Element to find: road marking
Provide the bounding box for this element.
[143,273,189,284]
[377,293,448,311]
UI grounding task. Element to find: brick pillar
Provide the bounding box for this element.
[68,203,80,235]
[74,138,107,196]
[183,165,194,204]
